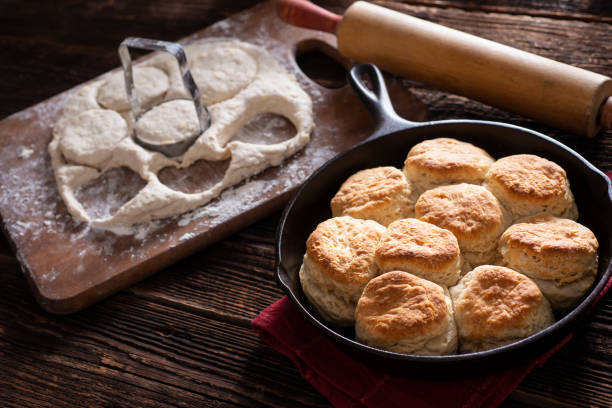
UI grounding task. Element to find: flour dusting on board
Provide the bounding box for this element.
[19,147,34,159]
[11,94,69,125]
[41,269,60,283]
[0,0,410,313]
[179,232,196,241]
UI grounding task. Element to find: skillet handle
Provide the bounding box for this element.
[348,63,418,140]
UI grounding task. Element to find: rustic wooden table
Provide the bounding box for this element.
[1,1,611,407]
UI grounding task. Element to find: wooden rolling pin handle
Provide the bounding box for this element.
[277,0,341,34]
[277,1,612,136]
[601,97,612,131]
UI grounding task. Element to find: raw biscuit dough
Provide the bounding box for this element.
[188,43,258,105]
[57,109,128,167]
[135,99,200,144]
[97,66,169,111]
[49,39,314,229]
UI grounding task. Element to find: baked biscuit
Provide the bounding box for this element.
[500,213,598,310]
[450,265,555,353]
[355,271,458,355]
[483,154,578,221]
[403,138,494,195]
[375,218,462,286]
[300,216,386,326]
[331,166,415,226]
[415,184,507,271]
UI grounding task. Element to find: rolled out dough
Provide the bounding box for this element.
[49,39,314,229]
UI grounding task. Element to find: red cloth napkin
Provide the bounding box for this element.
[252,171,612,408]
[253,297,573,408]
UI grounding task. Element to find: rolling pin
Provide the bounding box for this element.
[278,0,612,138]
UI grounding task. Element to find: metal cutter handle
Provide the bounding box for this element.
[118,37,211,156]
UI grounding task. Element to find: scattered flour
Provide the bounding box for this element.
[0,6,362,306]
[179,232,196,241]
[19,147,34,159]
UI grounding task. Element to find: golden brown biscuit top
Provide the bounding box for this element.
[306,216,385,284]
[376,218,460,270]
[502,213,598,257]
[404,138,494,175]
[486,154,567,200]
[331,167,407,213]
[415,184,503,241]
[453,265,543,339]
[355,271,448,340]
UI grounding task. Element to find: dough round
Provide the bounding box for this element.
[189,43,257,105]
[403,138,494,195]
[500,213,598,310]
[450,265,555,353]
[415,183,506,269]
[483,154,577,221]
[97,66,169,111]
[330,166,415,226]
[355,271,458,355]
[59,109,128,167]
[134,99,200,144]
[300,216,385,326]
[374,218,462,287]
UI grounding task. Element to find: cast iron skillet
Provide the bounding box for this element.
[275,63,612,374]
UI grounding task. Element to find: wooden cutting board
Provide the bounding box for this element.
[0,0,427,314]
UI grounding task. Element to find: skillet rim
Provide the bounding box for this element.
[274,118,612,364]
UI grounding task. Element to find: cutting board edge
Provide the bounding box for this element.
[20,187,295,314]
[0,0,428,314]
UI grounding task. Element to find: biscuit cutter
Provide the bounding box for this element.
[119,37,211,157]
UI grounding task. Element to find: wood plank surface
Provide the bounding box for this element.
[377,2,612,170]
[0,0,427,313]
[1,1,611,407]
[381,0,612,22]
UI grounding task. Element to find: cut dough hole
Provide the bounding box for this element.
[158,159,230,194]
[59,109,128,167]
[75,167,147,220]
[231,113,297,145]
[97,66,169,111]
[134,99,200,145]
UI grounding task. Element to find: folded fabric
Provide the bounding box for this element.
[253,296,573,408]
[252,172,612,408]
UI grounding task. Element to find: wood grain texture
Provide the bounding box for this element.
[337,1,612,137]
[0,257,330,408]
[319,1,612,22]
[378,2,612,170]
[2,213,611,407]
[0,0,264,118]
[380,0,612,22]
[1,1,611,407]
[0,0,427,313]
